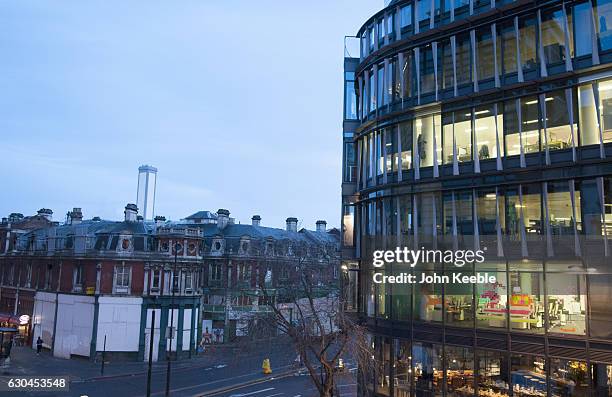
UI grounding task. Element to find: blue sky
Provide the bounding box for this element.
[0,1,380,229]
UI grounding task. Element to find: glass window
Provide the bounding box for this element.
[414,115,435,168]
[414,267,443,322]
[441,39,454,89]
[574,2,594,57]
[546,262,587,336]
[417,192,442,246]
[522,183,543,235]
[474,105,499,160]
[509,261,544,333]
[399,194,413,238]
[541,8,570,67]
[393,58,401,100]
[520,96,541,154]
[545,89,575,150]
[385,128,397,174]
[393,340,412,397]
[455,110,472,162]
[550,358,590,396]
[400,5,413,28]
[345,81,357,120]
[595,0,612,52]
[477,189,504,236]
[445,346,475,396]
[378,65,385,107]
[477,350,509,396]
[503,100,520,156]
[510,354,547,395]
[518,17,537,73]
[547,181,580,237]
[578,83,600,146]
[417,0,431,24]
[445,264,475,327]
[456,33,472,86]
[597,79,612,142]
[476,262,508,330]
[456,190,474,237]
[420,44,435,94]
[442,112,454,164]
[477,28,495,81]
[378,19,385,40]
[588,259,612,339]
[501,22,518,75]
[376,131,383,176]
[376,337,392,396]
[413,342,444,395]
[400,121,413,170]
[342,205,355,247]
[402,52,413,99]
[578,178,604,237]
[369,71,376,112]
[392,264,412,321]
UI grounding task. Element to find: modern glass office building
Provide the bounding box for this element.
[341,0,612,395]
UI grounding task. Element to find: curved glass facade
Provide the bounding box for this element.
[343,0,612,396]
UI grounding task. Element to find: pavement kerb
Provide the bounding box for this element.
[192,368,296,397]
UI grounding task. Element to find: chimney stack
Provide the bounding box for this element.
[286,217,298,233]
[217,209,230,229]
[154,215,166,226]
[124,203,138,222]
[70,208,83,225]
[316,220,327,233]
[252,215,261,227]
[37,208,53,221]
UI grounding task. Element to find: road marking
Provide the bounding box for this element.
[229,387,275,396]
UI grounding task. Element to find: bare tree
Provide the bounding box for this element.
[253,243,375,397]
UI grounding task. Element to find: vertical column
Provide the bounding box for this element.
[517,98,526,168]
[540,94,550,165]
[451,192,458,252]
[494,103,503,171]
[397,125,403,181]
[562,5,573,72]
[433,116,439,178]
[471,30,478,93]
[395,6,402,41]
[382,129,388,184]
[492,23,500,88]
[518,185,529,257]
[565,88,577,162]
[429,0,435,30]
[537,10,548,78]
[593,82,606,159]
[596,177,610,256]
[413,195,419,250]
[398,52,405,107]
[590,5,600,65]
[495,187,504,257]
[569,180,582,257]
[543,182,554,257]
[473,189,480,251]
[451,36,458,97]
[472,108,481,173]
[433,41,439,102]
[432,195,438,250]
[373,64,379,116]
[452,112,459,175]
[414,48,421,105]
[515,17,524,83]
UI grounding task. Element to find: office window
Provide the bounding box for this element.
[501,22,518,75]
[376,131,383,176]
[417,0,431,24]
[386,128,398,173]
[477,28,495,80]
[344,81,357,120]
[589,265,612,339]
[520,96,540,154]
[399,194,413,238]
[522,183,543,235]
[597,79,612,142]
[414,115,435,167]
[595,0,612,51]
[402,52,413,98]
[509,261,544,333]
[476,262,508,330]
[420,44,435,94]
[477,189,504,235]
[518,17,538,74]
[445,346,475,395]
[456,190,474,237]
[377,268,390,319]
[400,5,413,28]
[414,268,443,322]
[388,61,395,104]
[417,192,442,246]
[392,265,412,321]
[370,71,376,112]
[547,181,580,237]
[578,83,600,146]
[546,262,586,336]
[393,58,402,99]
[477,350,510,395]
[442,113,454,164]
[400,121,413,170]
[474,105,499,160]
[456,33,472,85]
[441,39,454,89]
[574,2,594,57]
[541,8,570,66]
[344,142,356,182]
[377,65,385,107]
[545,90,575,150]
[455,110,472,162]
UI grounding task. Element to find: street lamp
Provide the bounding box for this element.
[165,241,181,397]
